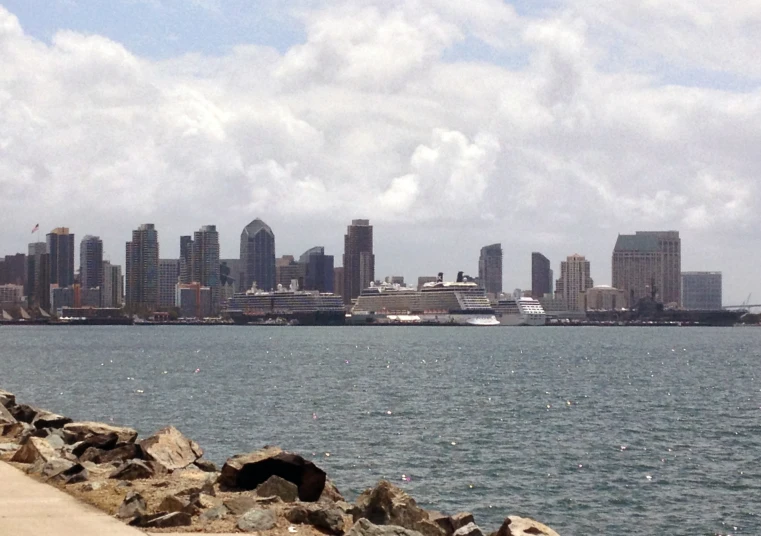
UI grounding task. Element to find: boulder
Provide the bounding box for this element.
[431,512,475,536]
[0,389,15,408]
[158,493,203,516]
[219,446,327,502]
[1,421,32,439]
[139,426,202,472]
[10,404,39,424]
[355,481,443,536]
[0,403,16,425]
[453,523,483,536]
[347,518,425,536]
[10,437,58,464]
[0,442,19,455]
[109,459,158,480]
[224,496,258,515]
[194,458,219,472]
[41,458,75,479]
[321,478,346,502]
[32,411,72,430]
[117,491,147,519]
[494,517,560,536]
[92,442,142,465]
[177,479,216,497]
[200,505,228,522]
[287,503,345,535]
[43,433,65,450]
[72,432,119,457]
[63,422,138,444]
[129,512,192,528]
[237,509,277,532]
[256,475,299,502]
[58,463,89,485]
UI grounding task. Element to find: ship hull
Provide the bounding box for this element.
[348,312,499,326]
[228,310,345,326]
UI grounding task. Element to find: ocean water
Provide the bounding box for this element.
[1,325,759,535]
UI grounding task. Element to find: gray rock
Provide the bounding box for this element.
[347,518,425,536]
[453,523,483,536]
[287,503,345,535]
[200,505,228,522]
[224,495,258,515]
[177,478,216,497]
[45,433,65,450]
[109,459,157,480]
[237,509,276,532]
[129,512,192,528]
[118,491,147,519]
[0,389,15,408]
[32,411,72,430]
[140,426,203,472]
[493,516,560,536]
[58,463,89,485]
[432,512,476,536]
[218,445,326,501]
[256,474,299,502]
[41,458,75,479]
[72,432,118,457]
[158,494,201,516]
[10,437,57,464]
[63,422,138,444]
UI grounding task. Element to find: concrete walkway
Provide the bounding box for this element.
[0,461,144,535]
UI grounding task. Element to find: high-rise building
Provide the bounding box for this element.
[612,231,681,306]
[126,224,159,310]
[158,259,180,308]
[26,243,47,305]
[0,253,26,287]
[531,252,552,298]
[79,235,103,292]
[220,259,244,293]
[333,267,345,298]
[179,235,193,284]
[343,219,374,304]
[299,247,334,292]
[681,272,722,310]
[102,261,123,308]
[240,219,276,291]
[478,243,502,297]
[47,227,75,288]
[192,225,221,313]
[555,254,594,311]
[37,253,51,311]
[276,255,305,289]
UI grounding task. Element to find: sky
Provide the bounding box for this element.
[1,1,760,305]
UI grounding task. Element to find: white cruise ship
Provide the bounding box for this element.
[493,294,547,326]
[349,272,500,326]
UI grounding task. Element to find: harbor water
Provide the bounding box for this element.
[0,325,759,535]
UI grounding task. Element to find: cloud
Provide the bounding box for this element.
[0,2,760,300]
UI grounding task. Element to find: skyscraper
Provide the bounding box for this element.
[612,231,681,305]
[47,227,75,288]
[102,261,123,308]
[26,242,47,304]
[555,254,594,311]
[299,246,334,293]
[240,219,276,291]
[0,253,26,287]
[192,225,221,313]
[478,243,502,296]
[681,272,722,310]
[80,235,103,290]
[126,224,159,310]
[343,219,374,304]
[158,259,180,308]
[531,252,552,298]
[179,235,193,284]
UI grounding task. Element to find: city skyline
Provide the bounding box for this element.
[0,2,758,304]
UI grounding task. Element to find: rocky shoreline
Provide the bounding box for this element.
[0,388,559,535]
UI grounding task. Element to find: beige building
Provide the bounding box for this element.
[584,285,627,311]
[613,231,681,306]
[555,254,594,312]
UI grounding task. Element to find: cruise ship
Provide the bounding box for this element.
[349,272,500,326]
[493,293,547,326]
[223,282,345,325]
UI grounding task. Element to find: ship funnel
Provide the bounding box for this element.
[456,271,464,283]
[437,272,443,283]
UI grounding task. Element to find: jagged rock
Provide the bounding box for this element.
[32,411,72,430]
[43,433,65,450]
[158,493,205,516]
[41,458,75,479]
[0,403,16,425]
[80,461,116,480]
[177,479,216,497]
[10,437,57,464]
[321,478,346,502]
[355,481,444,536]
[93,442,142,464]
[109,459,158,480]
[1,421,32,438]
[59,463,89,484]
[0,389,15,408]
[219,446,327,501]
[200,505,228,521]
[256,475,299,502]
[10,404,39,424]
[286,503,345,535]
[237,509,276,532]
[194,458,219,472]
[0,442,19,454]
[347,518,425,536]
[494,517,560,536]
[63,422,138,444]
[224,496,258,515]
[129,512,192,528]
[72,432,119,457]
[139,426,202,472]
[337,501,362,518]
[454,523,483,536]
[431,512,475,536]
[117,491,147,519]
